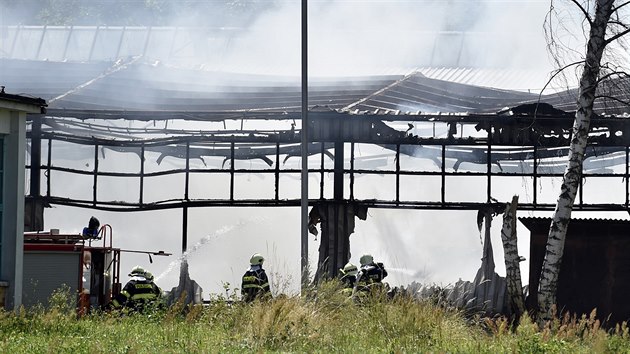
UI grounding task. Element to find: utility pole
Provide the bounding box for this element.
[300,0,309,290]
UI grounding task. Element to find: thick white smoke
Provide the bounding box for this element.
[12,1,627,297]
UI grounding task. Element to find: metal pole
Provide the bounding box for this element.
[230,141,235,201]
[334,141,344,200]
[46,138,51,197]
[395,144,400,204]
[300,0,309,290]
[182,142,190,253]
[275,142,280,201]
[139,144,145,206]
[441,145,445,205]
[93,143,99,207]
[486,126,491,203]
[626,146,629,208]
[350,142,355,200]
[320,142,325,199]
[533,144,538,207]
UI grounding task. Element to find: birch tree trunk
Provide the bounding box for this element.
[537,0,615,326]
[501,195,525,323]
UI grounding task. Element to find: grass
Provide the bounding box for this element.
[1,282,629,353]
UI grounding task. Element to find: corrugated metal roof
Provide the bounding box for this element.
[416,67,554,92]
[1,57,628,114]
[0,25,558,92]
[0,90,47,109]
[346,71,539,113]
[519,217,630,233]
[5,25,628,113]
[520,216,630,223]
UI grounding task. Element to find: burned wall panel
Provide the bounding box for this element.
[522,217,630,325]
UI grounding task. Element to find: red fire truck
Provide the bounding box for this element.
[23,224,170,314]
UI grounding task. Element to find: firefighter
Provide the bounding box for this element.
[82,216,100,238]
[241,253,271,302]
[79,251,92,316]
[338,262,358,296]
[111,266,162,312]
[354,254,388,295]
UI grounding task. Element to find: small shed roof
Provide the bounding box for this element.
[0,89,47,113]
[519,217,630,236]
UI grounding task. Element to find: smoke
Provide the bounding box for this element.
[211,0,554,77]
[2,1,556,77]
[12,1,620,297]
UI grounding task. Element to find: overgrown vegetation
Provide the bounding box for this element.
[1,282,629,353]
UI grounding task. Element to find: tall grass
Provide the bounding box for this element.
[0,281,629,353]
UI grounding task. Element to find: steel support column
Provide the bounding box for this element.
[25,114,44,231]
[300,0,309,289]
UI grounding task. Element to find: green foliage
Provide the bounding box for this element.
[0,281,629,353]
[47,284,75,315]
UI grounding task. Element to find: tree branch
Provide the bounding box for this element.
[597,70,630,84]
[613,0,630,12]
[594,94,630,106]
[537,61,584,100]
[608,20,629,30]
[525,60,584,126]
[606,27,630,45]
[570,0,593,25]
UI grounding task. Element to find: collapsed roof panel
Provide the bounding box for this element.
[347,73,540,113]
[3,56,627,115]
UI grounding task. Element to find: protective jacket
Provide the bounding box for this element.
[355,262,388,292]
[241,265,270,302]
[338,271,356,296]
[339,271,357,289]
[112,275,162,311]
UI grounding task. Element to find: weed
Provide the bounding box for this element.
[0,280,629,353]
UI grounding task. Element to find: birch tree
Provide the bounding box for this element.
[500,196,525,324]
[538,0,630,325]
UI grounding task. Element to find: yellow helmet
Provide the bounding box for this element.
[250,253,265,265]
[360,254,373,266]
[342,262,358,276]
[129,265,146,277]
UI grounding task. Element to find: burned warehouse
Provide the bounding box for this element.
[1,19,630,324]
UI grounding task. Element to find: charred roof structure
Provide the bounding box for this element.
[3,23,630,282]
[4,56,627,211]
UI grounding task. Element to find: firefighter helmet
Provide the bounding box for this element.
[129,265,146,277]
[342,262,358,276]
[250,253,265,265]
[360,254,373,266]
[88,216,100,230]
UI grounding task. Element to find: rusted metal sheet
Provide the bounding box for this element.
[465,211,506,316]
[521,217,630,325]
[308,202,368,280]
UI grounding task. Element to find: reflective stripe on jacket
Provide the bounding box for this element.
[112,277,161,309]
[241,267,270,302]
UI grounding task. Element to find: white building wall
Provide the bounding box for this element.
[0,96,43,311]
[0,109,26,310]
